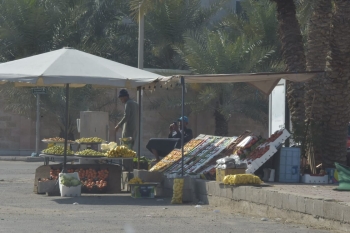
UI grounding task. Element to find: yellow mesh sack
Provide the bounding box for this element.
[223,174,262,185]
[171,178,184,204]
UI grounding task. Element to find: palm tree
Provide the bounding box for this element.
[149,0,281,136]
[132,0,226,69]
[270,0,307,144]
[303,0,332,167]
[0,0,138,137]
[322,0,350,168]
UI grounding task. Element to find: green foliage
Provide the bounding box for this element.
[150,0,282,132]
[0,0,136,136]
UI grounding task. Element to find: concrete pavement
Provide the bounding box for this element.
[0,161,331,233]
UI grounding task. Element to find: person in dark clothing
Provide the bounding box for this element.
[168,116,193,148]
[146,116,193,161]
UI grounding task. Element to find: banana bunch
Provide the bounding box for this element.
[171,178,184,204]
[76,149,105,157]
[128,177,143,184]
[76,137,104,143]
[106,146,136,158]
[223,174,262,185]
[42,146,74,156]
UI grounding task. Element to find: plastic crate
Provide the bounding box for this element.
[278,147,300,183]
[129,183,157,198]
[302,174,328,184]
[59,172,81,197]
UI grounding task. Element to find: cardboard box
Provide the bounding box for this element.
[37,180,59,194]
[216,168,246,182]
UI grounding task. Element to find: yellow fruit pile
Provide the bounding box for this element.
[76,137,104,143]
[171,178,184,204]
[223,174,262,185]
[128,177,143,184]
[106,146,136,158]
[76,149,105,157]
[42,146,74,156]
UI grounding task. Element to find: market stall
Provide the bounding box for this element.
[35,136,138,195]
[147,128,293,183]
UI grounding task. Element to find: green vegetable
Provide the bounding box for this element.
[60,175,81,187]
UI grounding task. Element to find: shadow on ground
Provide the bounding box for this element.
[51,195,193,206]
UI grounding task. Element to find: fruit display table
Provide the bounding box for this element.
[39,154,77,165]
[34,163,122,194]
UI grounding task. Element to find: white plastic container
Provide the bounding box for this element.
[301,174,328,184]
[59,172,81,197]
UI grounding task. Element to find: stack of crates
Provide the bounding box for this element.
[277,147,300,183]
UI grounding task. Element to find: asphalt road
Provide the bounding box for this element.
[0,161,333,233]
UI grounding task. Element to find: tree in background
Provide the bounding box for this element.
[322,0,350,168]
[303,0,332,168]
[148,0,281,136]
[0,0,135,138]
[269,0,307,144]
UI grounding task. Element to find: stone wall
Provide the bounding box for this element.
[0,88,268,156]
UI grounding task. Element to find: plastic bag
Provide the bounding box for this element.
[171,178,184,204]
[216,156,235,165]
[222,174,262,185]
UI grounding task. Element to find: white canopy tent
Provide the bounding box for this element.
[150,72,321,95]
[0,48,165,171]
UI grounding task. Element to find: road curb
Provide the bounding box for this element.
[195,180,350,232]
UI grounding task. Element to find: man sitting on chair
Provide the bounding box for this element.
[146,116,193,161]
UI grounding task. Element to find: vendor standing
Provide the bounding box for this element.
[146,116,193,161]
[115,89,139,150]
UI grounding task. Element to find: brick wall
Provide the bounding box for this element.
[0,88,267,156]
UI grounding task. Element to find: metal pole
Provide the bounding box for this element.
[137,87,142,169]
[137,6,144,170]
[138,6,144,70]
[181,76,185,177]
[35,94,40,155]
[63,84,69,173]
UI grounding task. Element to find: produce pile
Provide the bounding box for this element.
[60,174,81,187]
[266,129,284,143]
[246,144,271,161]
[222,174,262,185]
[128,177,143,184]
[50,168,61,180]
[101,142,117,151]
[106,146,136,158]
[171,178,184,204]
[78,168,109,191]
[42,137,75,143]
[76,149,106,157]
[76,137,104,143]
[42,145,74,155]
[149,150,183,172]
[183,139,203,152]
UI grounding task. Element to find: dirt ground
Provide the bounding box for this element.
[0,161,333,233]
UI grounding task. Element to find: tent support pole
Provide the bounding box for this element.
[181,76,185,177]
[137,87,142,169]
[63,83,69,173]
[35,93,40,156]
[285,83,290,147]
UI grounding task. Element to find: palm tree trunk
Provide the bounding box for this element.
[271,0,307,143]
[304,0,332,167]
[323,0,350,168]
